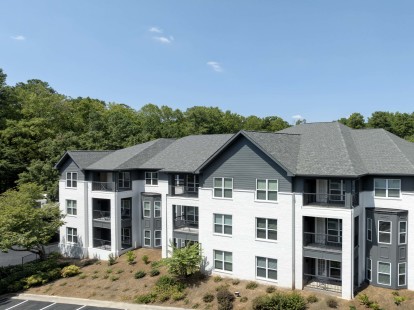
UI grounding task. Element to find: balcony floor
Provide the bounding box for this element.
[304,278,342,294]
[304,243,342,253]
[173,227,199,234]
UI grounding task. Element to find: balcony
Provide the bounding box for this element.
[173,216,199,233]
[303,232,342,252]
[92,182,115,192]
[303,275,342,294]
[170,186,199,198]
[93,210,111,222]
[93,238,111,250]
[303,193,358,209]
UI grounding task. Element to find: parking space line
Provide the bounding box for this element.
[39,303,56,310]
[75,306,85,310]
[5,300,28,310]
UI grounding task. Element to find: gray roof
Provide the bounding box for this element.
[87,139,175,170]
[140,134,234,172]
[55,151,114,169]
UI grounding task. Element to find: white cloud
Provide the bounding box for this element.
[153,36,174,44]
[149,27,162,33]
[292,114,304,120]
[207,61,223,72]
[11,35,25,41]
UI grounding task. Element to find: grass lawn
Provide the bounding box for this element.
[26,248,413,309]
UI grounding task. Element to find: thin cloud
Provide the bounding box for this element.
[153,36,174,44]
[149,27,162,33]
[11,35,26,41]
[207,61,223,72]
[292,114,304,120]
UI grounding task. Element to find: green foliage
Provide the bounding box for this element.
[135,292,157,304]
[142,255,149,265]
[214,275,223,282]
[216,289,235,310]
[240,297,248,303]
[134,271,146,279]
[266,286,276,294]
[150,269,160,277]
[306,294,318,303]
[110,275,119,281]
[215,283,230,291]
[108,253,116,266]
[393,294,406,306]
[171,291,187,301]
[153,275,186,302]
[125,251,136,265]
[246,281,258,289]
[231,279,240,285]
[358,293,372,307]
[203,293,215,303]
[349,306,357,310]
[61,265,81,278]
[166,242,202,278]
[326,298,338,308]
[252,292,306,310]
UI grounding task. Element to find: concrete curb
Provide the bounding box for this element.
[14,294,186,310]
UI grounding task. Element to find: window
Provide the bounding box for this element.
[66,172,78,188]
[174,174,184,186]
[378,221,391,244]
[256,257,277,281]
[327,219,342,244]
[66,200,77,215]
[214,214,232,235]
[154,201,161,218]
[214,250,232,272]
[121,227,131,246]
[144,230,151,246]
[143,201,151,218]
[354,216,359,247]
[367,218,372,241]
[118,171,131,189]
[329,261,341,279]
[187,175,199,192]
[67,227,78,244]
[374,179,401,198]
[329,180,345,201]
[398,263,406,286]
[399,221,407,245]
[256,218,277,241]
[366,258,372,281]
[256,179,278,201]
[213,178,233,198]
[154,230,161,247]
[145,172,158,185]
[377,261,391,285]
[121,198,131,218]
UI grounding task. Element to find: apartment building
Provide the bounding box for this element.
[55,122,414,299]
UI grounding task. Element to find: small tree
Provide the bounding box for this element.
[166,242,202,278]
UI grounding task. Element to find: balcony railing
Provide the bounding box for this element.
[170,186,199,198]
[303,193,358,208]
[303,275,342,293]
[303,232,342,251]
[174,216,199,230]
[93,210,111,221]
[93,238,111,250]
[92,182,115,192]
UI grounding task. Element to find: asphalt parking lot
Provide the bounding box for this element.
[0,299,121,310]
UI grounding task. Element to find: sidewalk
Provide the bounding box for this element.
[15,293,186,310]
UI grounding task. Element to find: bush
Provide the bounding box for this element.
[134,271,146,279]
[217,289,235,310]
[252,292,306,310]
[203,293,215,303]
[142,255,149,265]
[358,293,372,307]
[214,275,223,282]
[231,279,240,285]
[166,242,202,277]
[150,269,160,277]
[349,306,356,310]
[240,296,248,303]
[110,275,119,281]
[192,303,199,309]
[266,286,276,293]
[24,274,46,288]
[79,274,87,279]
[61,265,81,278]
[246,281,258,290]
[326,298,338,308]
[135,292,157,304]
[370,302,381,310]
[172,291,187,301]
[215,283,230,291]
[306,294,318,303]
[126,251,136,265]
[394,295,406,306]
[108,253,116,266]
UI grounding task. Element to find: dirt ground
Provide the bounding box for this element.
[26,248,414,309]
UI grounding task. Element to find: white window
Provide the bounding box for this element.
[374,179,401,198]
[398,263,406,286]
[154,201,161,218]
[174,174,185,186]
[214,214,232,235]
[121,198,131,217]
[367,218,372,241]
[66,172,78,188]
[67,227,78,244]
[118,171,131,189]
[378,221,391,244]
[121,227,131,245]
[377,261,391,285]
[213,177,233,198]
[327,219,342,244]
[256,218,277,241]
[154,230,161,247]
[329,261,341,279]
[399,221,407,245]
[143,201,151,218]
[329,180,345,201]
[256,257,277,281]
[256,179,278,201]
[144,230,151,246]
[66,200,77,215]
[214,250,232,272]
[366,258,372,281]
[145,172,158,185]
[187,175,199,192]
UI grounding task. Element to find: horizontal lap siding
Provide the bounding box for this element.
[59,158,85,180]
[202,136,292,192]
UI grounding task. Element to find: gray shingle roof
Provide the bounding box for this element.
[140,134,234,172]
[86,139,175,170]
[56,151,114,169]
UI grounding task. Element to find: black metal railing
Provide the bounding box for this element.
[303,232,342,250]
[303,193,358,208]
[93,238,111,250]
[92,182,115,192]
[93,210,111,221]
[304,274,342,293]
[170,186,199,197]
[173,216,199,229]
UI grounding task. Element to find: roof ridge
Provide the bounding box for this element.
[335,122,359,175]
[68,150,115,152]
[242,130,300,136]
[384,131,414,170]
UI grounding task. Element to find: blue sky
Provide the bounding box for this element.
[1,1,413,123]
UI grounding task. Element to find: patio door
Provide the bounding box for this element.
[316,179,328,203]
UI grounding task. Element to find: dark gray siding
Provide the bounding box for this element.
[201,136,292,192]
[59,158,85,181]
[361,176,414,192]
[141,194,162,248]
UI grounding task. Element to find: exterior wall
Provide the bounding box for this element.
[59,158,85,181]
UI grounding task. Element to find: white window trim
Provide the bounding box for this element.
[399,221,407,245]
[66,199,77,216]
[256,218,278,242]
[145,172,158,186]
[214,250,233,273]
[121,227,131,245]
[378,220,392,245]
[66,172,78,189]
[374,178,401,199]
[367,218,372,242]
[398,262,406,286]
[377,261,391,286]
[213,214,232,236]
[154,201,161,218]
[144,230,151,247]
[329,179,345,202]
[67,227,78,244]
[256,256,278,282]
[143,201,151,218]
[154,230,162,247]
[213,177,233,199]
[255,179,278,202]
[366,258,372,281]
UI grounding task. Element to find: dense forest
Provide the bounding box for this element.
[0,68,413,200]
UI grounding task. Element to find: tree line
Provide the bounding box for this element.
[0,68,413,199]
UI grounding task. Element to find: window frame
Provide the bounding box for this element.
[256,256,278,281]
[378,220,392,244]
[154,230,162,247]
[67,227,78,244]
[398,262,406,286]
[187,174,199,193]
[66,172,78,188]
[329,179,345,201]
[121,227,131,245]
[256,179,278,202]
[256,218,278,241]
[144,230,151,246]
[399,221,407,245]
[143,201,151,218]
[121,198,131,218]
[145,172,159,186]
[374,178,401,198]
[118,171,131,189]
[377,261,391,286]
[213,177,233,199]
[213,214,232,236]
[367,218,372,241]
[154,201,161,218]
[214,250,233,272]
[66,199,77,216]
[366,258,372,281]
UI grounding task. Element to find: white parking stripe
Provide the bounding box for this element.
[39,303,56,310]
[75,306,86,310]
[5,300,28,310]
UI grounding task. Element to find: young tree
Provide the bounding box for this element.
[0,183,65,259]
[166,242,203,278]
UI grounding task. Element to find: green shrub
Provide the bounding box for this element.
[394,295,406,306]
[150,269,160,277]
[91,274,99,279]
[358,293,372,307]
[108,253,116,266]
[217,289,235,310]
[142,255,149,265]
[240,296,248,303]
[215,283,230,291]
[126,251,136,265]
[134,271,146,279]
[306,294,318,303]
[214,275,223,282]
[370,302,381,310]
[246,281,258,290]
[24,274,46,288]
[116,269,124,274]
[252,292,306,310]
[110,275,119,281]
[192,303,199,309]
[61,265,81,278]
[326,298,338,308]
[135,292,157,304]
[231,279,240,285]
[172,291,187,301]
[106,268,112,274]
[203,293,215,303]
[79,274,87,279]
[266,286,276,293]
[349,306,357,310]
[103,274,109,279]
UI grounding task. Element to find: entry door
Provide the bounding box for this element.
[316,179,328,203]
